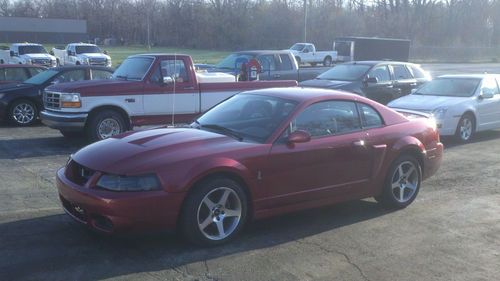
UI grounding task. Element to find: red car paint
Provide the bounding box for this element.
[56,87,443,233]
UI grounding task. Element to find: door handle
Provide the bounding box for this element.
[352,140,366,147]
[273,74,281,78]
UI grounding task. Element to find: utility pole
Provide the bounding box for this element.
[147,16,151,50]
[303,0,307,42]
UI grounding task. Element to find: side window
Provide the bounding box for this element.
[409,65,427,79]
[304,45,313,53]
[279,54,293,71]
[358,103,384,128]
[290,100,361,138]
[392,65,412,80]
[367,65,390,82]
[160,59,188,83]
[53,70,85,83]
[28,67,44,76]
[0,68,5,80]
[257,55,276,71]
[481,77,500,96]
[91,69,113,80]
[5,68,29,81]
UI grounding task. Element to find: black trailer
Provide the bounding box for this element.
[333,37,410,62]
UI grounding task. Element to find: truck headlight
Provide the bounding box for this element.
[432,107,448,119]
[60,93,81,108]
[97,174,161,191]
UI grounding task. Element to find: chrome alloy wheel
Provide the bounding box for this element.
[13,103,35,124]
[391,161,419,203]
[459,117,473,141]
[97,118,121,139]
[197,187,242,241]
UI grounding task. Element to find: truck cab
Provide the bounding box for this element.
[288,43,337,67]
[0,43,57,67]
[53,43,112,67]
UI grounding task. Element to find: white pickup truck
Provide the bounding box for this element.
[0,43,57,67]
[52,43,112,67]
[288,43,337,67]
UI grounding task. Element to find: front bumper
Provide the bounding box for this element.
[56,168,185,233]
[422,142,444,181]
[40,110,87,131]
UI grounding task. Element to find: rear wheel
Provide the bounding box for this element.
[9,99,38,126]
[181,178,248,246]
[86,109,127,142]
[323,56,332,67]
[455,113,475,143]
[376,155,421,209]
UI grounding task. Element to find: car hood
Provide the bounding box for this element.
[80,53,110,59]
[0,83,36,93]
[388,94,470,111]
[46,79,140,96]
[23,53,55,60]
[299,79,352,89]
[72,128,259,175]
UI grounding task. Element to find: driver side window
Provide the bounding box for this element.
[53,70,85,83]
[367,65,390,82]
[481,77,499,96]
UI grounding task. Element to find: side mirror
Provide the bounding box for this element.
[161,76,174,85]
[9,50,15,57]
[287,130,311,145]
[365,77,378,84]
[410,88,418,94]
[103,50,108,55]
[67,50,72,56]
[479,90,494,99]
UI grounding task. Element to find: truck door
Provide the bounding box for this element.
[256,54,277,80]
[143,58,199,123]
[275,54,298,81]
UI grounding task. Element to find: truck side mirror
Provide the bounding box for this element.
[103,50,108,55]
[67,50,72,56]
[161,76,174,86]
[9,50,15,57]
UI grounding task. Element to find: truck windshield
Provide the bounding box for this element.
[112,57,153,81]
[413,78,480,97]
[75,45,102,54]
[18,45,47,55]
[24,70,59,85]
[216,54,254,70]
[317,64,371,81]
[290,44,305,51]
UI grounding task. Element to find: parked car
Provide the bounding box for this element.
[288,43,337,66]
[197,50,327,81]
[0,66,114,126]
[333,37,411,62]
[55,87,443,245]
[300,61,431,104]
[52,43,112,67]
[0,43,57,67]
[388,74,500,142]
[0,64,46,85]
[41,54,296,142]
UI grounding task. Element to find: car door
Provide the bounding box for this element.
[391,64,418,97]
[142,58,199,122]
[362,64,397,104]
[475,77,500,130]
[260,100,375,209]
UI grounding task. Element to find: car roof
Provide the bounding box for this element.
[437,74,499,79]
[344,61,416,66]
[234,50,292,55]
[241,87,369,103]
[0,64,47,69]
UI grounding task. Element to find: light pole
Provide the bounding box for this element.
[303,0,307,42]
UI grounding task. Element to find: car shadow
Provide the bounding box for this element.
[441,129,500,150]
[0,136,86,159]
[0,199,394,280]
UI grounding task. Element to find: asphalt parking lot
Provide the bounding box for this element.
[1,63,500,281]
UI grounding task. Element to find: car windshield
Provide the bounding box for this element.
[23,70,59,85]
[317,64,371,81]
[290,44,305,51]
[216,54,254,70]
[414,78,481,97]
[18,45,47,55]
[112,57,153,81]
[193,94,297,143]
[75,45,102,54]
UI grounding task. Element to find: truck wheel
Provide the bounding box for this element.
[76,61,80,65]
[86,110,127,142]
[9,99,38,126]
[323,56,332,67]
[295,56,301,65]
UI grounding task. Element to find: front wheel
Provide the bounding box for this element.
[323,56,332,67]
[86,110,127,142]
[376,155,421,209]
[455,113,475,143]
[181,178,248,246]
[9,99,38,126]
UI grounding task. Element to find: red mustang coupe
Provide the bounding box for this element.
[56,87,443,245]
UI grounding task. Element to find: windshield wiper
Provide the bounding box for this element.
[201,124,243,141]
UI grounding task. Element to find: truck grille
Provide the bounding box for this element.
[44,91,60,110]
[89,58,107,66]
[32,59,52,67]
[65,160,96,186]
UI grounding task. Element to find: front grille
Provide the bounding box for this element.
[44,91,60,110]
[65,160,96,186]
[89,58,107,65]
[32,59,52,66]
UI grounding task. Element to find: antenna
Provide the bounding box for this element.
[171,54,176,126]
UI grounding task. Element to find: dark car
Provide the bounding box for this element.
[0,66,113,126]
[0,64,46,85]
[300,61,431,104]
[55,87,442,245]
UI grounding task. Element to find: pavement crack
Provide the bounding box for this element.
[294,238,371,281]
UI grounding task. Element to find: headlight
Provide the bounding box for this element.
[432,107,448,119]
[97,174,161,191]
[60,93,81,108]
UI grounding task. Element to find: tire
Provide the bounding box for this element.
[9,99,38,126]
[60,130,84,139]
[376,155,421,209]
[455,113,475,143]
[86,109,127,142]
[295,56,301,65]
[180,177,248,246]
[56,59,60,67]
[76,61,81,65]
[323,56,332,67]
